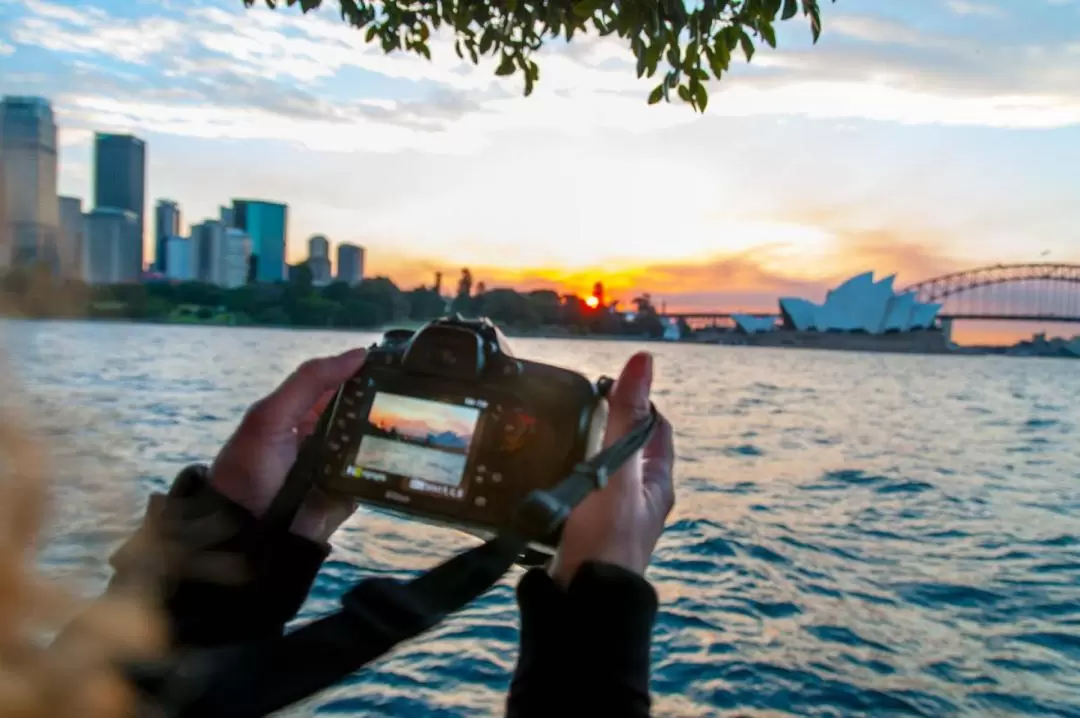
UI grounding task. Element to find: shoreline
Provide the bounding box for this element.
[3,315,1073,359]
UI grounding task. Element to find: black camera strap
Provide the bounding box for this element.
[129,395,660,718]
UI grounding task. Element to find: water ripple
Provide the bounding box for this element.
[5,320,1080,717]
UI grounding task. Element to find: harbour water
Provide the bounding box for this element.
[4,320,1079,717]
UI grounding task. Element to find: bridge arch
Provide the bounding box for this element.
[901,263,1080,322]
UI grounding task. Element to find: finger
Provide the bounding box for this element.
[642,414,675,518]
[297,389,338,439]
[602,352,653,493]
[603,352,654,448]
[250,348,367,433]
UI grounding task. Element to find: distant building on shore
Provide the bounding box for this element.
[154,199,181,273]
[337,242,364,285]
[165,235,192,281]
[85,207,141,284]
[190,219,250,288]
[94,133,146,271]
[307,234,331,286]
[231,199,286,283]
[731,272,943,336]
[0,96,59,272]
[58,195,85,279]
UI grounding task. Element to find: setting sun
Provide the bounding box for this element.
[585,296,600,309]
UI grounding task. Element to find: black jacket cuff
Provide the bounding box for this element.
[110,465,329,648]
[510,562,657,716]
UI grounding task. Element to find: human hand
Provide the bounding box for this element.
[548,351,675,587]
[208,348,368,543]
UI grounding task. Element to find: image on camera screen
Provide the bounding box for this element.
[345,392,481,495]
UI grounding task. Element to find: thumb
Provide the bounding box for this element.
[252,348,367,432]
[603,352,654,447]
[602,352,653,494]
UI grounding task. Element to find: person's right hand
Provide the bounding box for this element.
[548,351,675,587]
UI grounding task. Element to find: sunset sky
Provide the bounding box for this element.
[0,0,1078,342]
[368,393,479,442]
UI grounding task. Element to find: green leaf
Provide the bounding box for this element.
[677,84,692,102]
[415,41,431,60]
[693,81,708,112]
[495,53,516,76]
[648,84,664,105]
[572,0,604,19]
[739,30,755,62]
[781,0,798,20]
[365,25,378,42]
[760,21,776,48]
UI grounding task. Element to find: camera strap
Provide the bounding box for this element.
[128,395,660,718]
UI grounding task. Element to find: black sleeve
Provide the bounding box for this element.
[107,465,330,649]
[507,562,659,718]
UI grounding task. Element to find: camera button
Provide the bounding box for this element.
[477,465,486,473]
[491,472,502,483]
[474,475,483,484]
[474,497,487,507]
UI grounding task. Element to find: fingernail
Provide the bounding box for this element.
[636,352,653,404]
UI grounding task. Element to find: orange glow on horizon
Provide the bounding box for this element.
[585,296,600,309]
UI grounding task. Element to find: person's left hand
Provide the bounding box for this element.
[208,348,368,543]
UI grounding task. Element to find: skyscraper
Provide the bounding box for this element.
[94,133,146,262]
[0,96,59,271]
[336,243,365,286]
[190,219,251,288]
[154,199,180,273]
[58,196,85,279]
[307,234,331,285]
[165,235,192,281]
[232,199,287,283]
[84,207,141,284]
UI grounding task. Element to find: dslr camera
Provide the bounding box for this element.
[314,316,609,554]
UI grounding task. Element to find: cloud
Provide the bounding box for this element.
[6,0,1080,163]
[0,40,13,56]
[946,1,1005,18]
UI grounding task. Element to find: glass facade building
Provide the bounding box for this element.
[0,96,59,271]
[336,243,365,286]
[232,199,287,283]
[154,199,180,273]
[94,133,146,267]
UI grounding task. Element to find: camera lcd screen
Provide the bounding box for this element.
[343,391,482,500]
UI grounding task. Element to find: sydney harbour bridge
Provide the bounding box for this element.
[661,263,1080,327]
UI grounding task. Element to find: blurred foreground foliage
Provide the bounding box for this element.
[245,0,834,111]
[0,265,684,339]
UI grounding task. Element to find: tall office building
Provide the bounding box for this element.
[336,243,365,286]
[84,207,141,284]
[58,196,85,279]
[154,199,180,273]
[190,219,250,288]
[165,235,192,281]
[307,234,331,286]
[0,96,59,271]
[94,133,146,263]
[232,199,286,283]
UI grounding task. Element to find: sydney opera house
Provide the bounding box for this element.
[725,272,949,352]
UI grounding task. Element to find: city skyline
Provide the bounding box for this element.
[1,0,1078,342]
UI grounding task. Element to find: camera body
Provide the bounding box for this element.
[315,316,607,551]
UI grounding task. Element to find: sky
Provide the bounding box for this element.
[1,0,1078,342]
[368,393,479,442]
